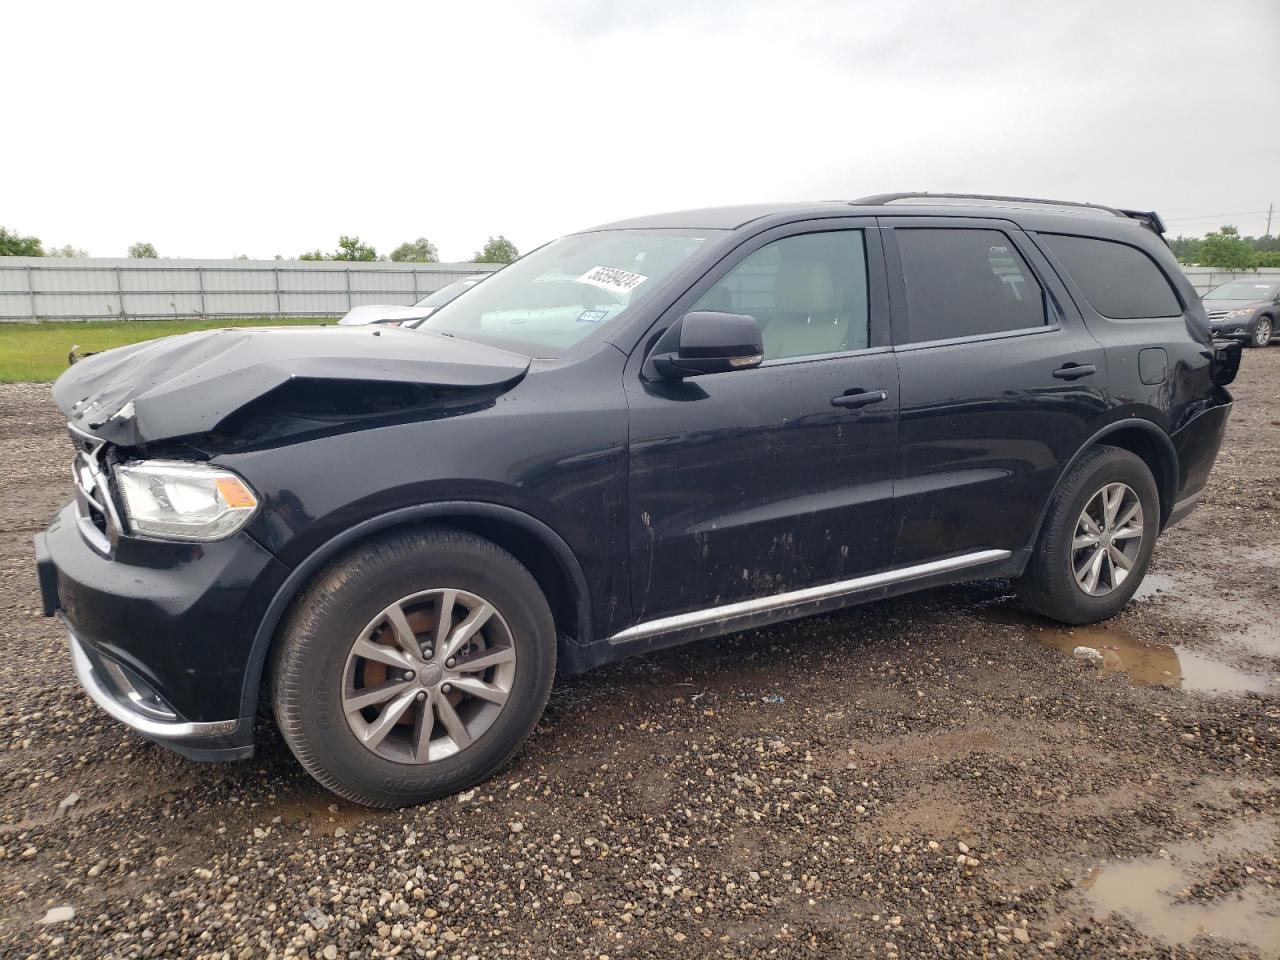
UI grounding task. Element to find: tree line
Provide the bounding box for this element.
[1168,226,1279,269]
[0,229,520,264]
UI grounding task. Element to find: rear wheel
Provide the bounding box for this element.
[1250,316,1273,348]
[1017,446,1159,624]
[270,527,556,808]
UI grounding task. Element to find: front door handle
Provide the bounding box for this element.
[1052,362,1097,381]
[831,388,888,409]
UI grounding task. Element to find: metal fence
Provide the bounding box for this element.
[1,257,1275,323]
[0,258,503,322]
[1181,266,1280,296]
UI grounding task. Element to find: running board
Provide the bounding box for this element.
[609,549,1012,645]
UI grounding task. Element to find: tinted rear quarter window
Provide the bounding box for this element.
[895,228,1048,344]
[1040,233,1182,319]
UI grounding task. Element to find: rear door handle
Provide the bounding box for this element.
[831,388,888,409]
[1052,362,1097,381]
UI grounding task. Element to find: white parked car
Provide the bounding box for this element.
[338,275,488,327]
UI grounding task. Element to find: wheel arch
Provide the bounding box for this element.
[1025,419,1179,556]
[237,501,591,728]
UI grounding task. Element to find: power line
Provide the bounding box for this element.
[1164,210,1268,222]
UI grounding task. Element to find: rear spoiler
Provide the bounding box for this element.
[1116,208,1167,237]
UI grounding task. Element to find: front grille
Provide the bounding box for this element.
[68,425,122,554]
[1206,310,1230,320]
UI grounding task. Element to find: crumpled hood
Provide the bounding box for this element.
[53,325,530,445]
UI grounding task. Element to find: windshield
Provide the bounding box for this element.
[415,229,718,356]
[413,276,484,309]
[1206,281,1279,301]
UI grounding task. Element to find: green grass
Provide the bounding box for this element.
[0,317,334,383]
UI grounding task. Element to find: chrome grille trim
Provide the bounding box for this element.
[67,423,123,555]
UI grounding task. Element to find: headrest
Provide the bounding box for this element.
[774,259,836,315]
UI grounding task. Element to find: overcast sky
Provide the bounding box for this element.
[5,0,1278,260]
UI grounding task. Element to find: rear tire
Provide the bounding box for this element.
[270,527,556,808]
[1017,447,1159,624]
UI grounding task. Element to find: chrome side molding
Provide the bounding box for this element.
[609,549,1012,645]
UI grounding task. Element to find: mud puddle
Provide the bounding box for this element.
[984,605,1277,694]
[1131,568,1280,658]
[1079,820,1280,958]
[1131,571,1179,601]
[265,792,383,837]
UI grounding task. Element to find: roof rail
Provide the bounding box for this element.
[852,192,1167,236]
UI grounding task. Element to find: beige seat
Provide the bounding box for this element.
[763,259,850,359]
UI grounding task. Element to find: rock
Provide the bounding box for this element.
[39,906,75,924]
[55,792,80,818]
[509,821,524,834]
[1072,646,1103,663]
[563,891,583,905]
[322,945,338,959]
[1013,927,1030,944]
[304,907,330,930]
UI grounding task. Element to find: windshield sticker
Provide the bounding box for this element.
[577,266,648,294]
[576,309,609,324]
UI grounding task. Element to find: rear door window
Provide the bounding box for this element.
[894,228,1048,344]
[1040,233,1181,319]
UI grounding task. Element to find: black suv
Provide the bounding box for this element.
[36,193,1240,807]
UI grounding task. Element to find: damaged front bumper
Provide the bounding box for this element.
[65,617,239,740]
[35,503,290,761]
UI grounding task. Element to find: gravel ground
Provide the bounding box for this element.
[1,353,1278,959]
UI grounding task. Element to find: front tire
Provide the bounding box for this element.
[1017,446,1159,624]
[270,527,556,808]
[1250,315,1273,348]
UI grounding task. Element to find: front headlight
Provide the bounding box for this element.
[1224,309,1254,319]
[115,460,259,541]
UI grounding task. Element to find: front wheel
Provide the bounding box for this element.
[270,527,556,808]
[1250,316,1273,348]
[1017,446,1159,624]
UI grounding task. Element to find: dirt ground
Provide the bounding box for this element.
[1,351,1277,960]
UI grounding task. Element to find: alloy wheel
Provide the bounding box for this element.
[1254,318,1273,347]
[342,589,517,764]
[1071,482,1144,597]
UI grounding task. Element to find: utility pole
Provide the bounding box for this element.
[1266,202,1274,238]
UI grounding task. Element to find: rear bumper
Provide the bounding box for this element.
[1166,392,1233,529]
[1166,488,1204,528]
[36,502,290,761]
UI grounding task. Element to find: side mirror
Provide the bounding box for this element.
[647,311,764,379]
